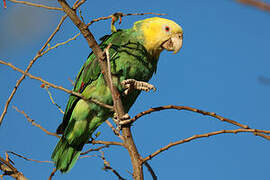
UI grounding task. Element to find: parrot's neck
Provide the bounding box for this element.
[130,28,162,61]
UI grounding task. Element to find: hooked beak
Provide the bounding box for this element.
[162,33,183,54]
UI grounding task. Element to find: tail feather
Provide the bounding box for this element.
[51,137,81,173]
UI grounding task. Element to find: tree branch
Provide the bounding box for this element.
[105,120,124,140]
[48,168,57,180]
[124,105,270,138]
[9,0,63,11]
[80,145,110,155]
[42,85,64,114]
[12,106,60,138]
[99,151,126,180]
[0,0,86,127]
[0,15,67,126]
[78,151,125,179]
[86,12,167,27]
[0,60,113,110]
[0,156,28,180]
[91,140,124,146]
[6,151,52,164]
[144,162,157,180]
[143,128,270,162]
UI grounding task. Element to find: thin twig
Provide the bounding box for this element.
[12,106,60,138]
[143,128,270,162]
[41,33,80,56]
[12,104,125,147]
[105,120,124,140]
[0,60,114,110]
[87,12,167,27]
[99,151,126,180]
[9,0,63,11]
[48,168,57,180]
[79,151,126,179]
[0,156,28,180]
[73,0,85,9]
[0,0,86,127]
[80,145,109,155]
[237,0,270,12]
[124,105,270,136]
[6,151,52,164]
[9,105,125,147]
[0,15,66,126]
[144,162,157,180]
[41,85,64,114]
[126,105,248,128]
[91,140,124,146]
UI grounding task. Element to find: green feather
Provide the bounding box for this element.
[52,25,159,173]
[51,137,81,173]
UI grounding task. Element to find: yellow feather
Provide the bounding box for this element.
[133,17,183,56]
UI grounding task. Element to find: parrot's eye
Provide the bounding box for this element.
[164,26,170,32]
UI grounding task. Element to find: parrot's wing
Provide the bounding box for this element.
[56,33,118,134]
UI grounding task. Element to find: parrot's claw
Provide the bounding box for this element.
[121,79,156,95]
[113,113,131,130]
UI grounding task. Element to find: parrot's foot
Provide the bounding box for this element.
[113,113,131,130]
[121,79,156,95]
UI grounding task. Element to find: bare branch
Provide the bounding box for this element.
[125,105,270,137]
[237,0,270,12]
[12,106,60,138]
[0,0,86,127]
[91,140,124,146]
[0,60,114,110]
[78,151,126,179]
[143,128,270,162]
[6,151,52,164]
[41,33,80,56]
[0,156,28,180]
[99,151,126,180]
[254,132,270,140]
[0,15,66,126]
[105,120,124,140]
[87,12,167,27]
[144,162,157,180]
[41,85,64,114]
[48,168,57,180]
[80,145,109,155]
[7,105,123,148]
[126,105,248,128]
[7,106,124,148]
[9,0,63,11]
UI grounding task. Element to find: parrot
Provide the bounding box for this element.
[51,17,183,173]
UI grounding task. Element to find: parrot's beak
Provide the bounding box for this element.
[162,33,183,54]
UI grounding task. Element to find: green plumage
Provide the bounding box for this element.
[52,28,157,173]
[52,17,183,173]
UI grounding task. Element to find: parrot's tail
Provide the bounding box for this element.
[51,137,81,173]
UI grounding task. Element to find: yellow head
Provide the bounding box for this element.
[133,17,183,57]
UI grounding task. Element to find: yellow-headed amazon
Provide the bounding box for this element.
[52,17,183,173]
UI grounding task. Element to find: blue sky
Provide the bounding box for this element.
[1,0,270,179]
